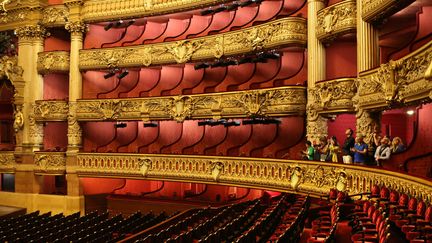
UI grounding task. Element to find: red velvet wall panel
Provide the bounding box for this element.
[327,114,356,145]
[385,104,432,177]
[147,121,183,154]
[174,15,212,41]
[165,120,205,154]
[80,178,125,195]
[228,6,258,31]
[44,29,70,51]
[240,123,278,157]
[325,41,357,80]
[199,125,229,155]
[43,73,69,100]
[42,122,68,150]
[82,122,115,152]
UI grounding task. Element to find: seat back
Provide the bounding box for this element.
[408,198,418,211]
[371,185,380,197]
[416,201,426,216]
[399,194,409,206]
[380,187,390,200]
[389,190,399,203]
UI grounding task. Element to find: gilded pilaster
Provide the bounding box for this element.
[306,0,328,143]
[15,24,49,152]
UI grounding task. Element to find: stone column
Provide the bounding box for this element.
[15,25,48,153]
[65,21,87,154]
[356,0,381,144]
[306,0,328,143]
[14,25,49,193]
[64,1,85,203]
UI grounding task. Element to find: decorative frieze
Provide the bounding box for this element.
[361,0,415,23]
[78,17,307,70]
[75,153,432,202]
[75,87,306,122]
[316,0,356,42]
[37,51,70,74]
[33,100,69,121]
[81,0,232,23]
[0,152,15,173]
[34,152,67,174]
[357,41,432,110]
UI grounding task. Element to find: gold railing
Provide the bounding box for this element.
[82,0,232,23]
[75,153,432,202]
[34,152,67,175]
[316,0,356,42]
[37,51,70,74]
[33,100,69,121]
[310,78,357,114]
[75,86,306,122]
[0,151,15,173]
[356,40,432,110]
[78,17,306,70]
[361,0,415,23]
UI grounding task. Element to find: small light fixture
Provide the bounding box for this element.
[114,122,127,128]
[104,71,116,79]
[144,122,158,128]
[104,22,114,31]
[117,69,129,79]
[406,110,414,115]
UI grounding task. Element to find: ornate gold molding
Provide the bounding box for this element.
[310,78,357,114]
[78,17,306,70]
[0,55,25,103]
[0,152,15,173]
[76,87,306,122]
[75,153,432,202]
[81,0,232,23]
[34,152,67,175]
[316,0,356,42]
[33,100,69,121]
[37,51,70,74]
[65,20,87,34]
[356,40,432,110]
[361,0,414,23]
[40,5,68,27]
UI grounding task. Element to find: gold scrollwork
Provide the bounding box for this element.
[311,78,357,112]
[75,87,306,121]
[41,6,68,26]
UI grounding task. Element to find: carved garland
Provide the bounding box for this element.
[76,87,306,122]
[33,100,69,121]
[37,51,70,74]
[0,152,15,172]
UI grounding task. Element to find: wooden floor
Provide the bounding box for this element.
[0,205,26,220]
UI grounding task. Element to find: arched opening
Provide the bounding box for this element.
[0,78,14,151]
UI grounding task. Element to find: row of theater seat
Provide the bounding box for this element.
[0,210,169,243]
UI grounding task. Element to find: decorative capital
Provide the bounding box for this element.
[15,25,49,40]
[65,21,88,34]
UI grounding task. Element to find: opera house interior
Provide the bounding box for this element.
[0,0,431,242]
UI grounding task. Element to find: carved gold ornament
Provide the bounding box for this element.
[41,6,68,26]
[65,21,88,34]
[311,78,357,113]
[33,100,69,121]
[75,153,432,202]
[78,17,306,70]
[67,102,82,148]
[34,153,67,174]
[13,104,23,132]
[138,158,152,177]
[75,87,306,121]
[316,0,356,42]
[0,152,15,173]
[357,40,432,109]
[37,51,70,74]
